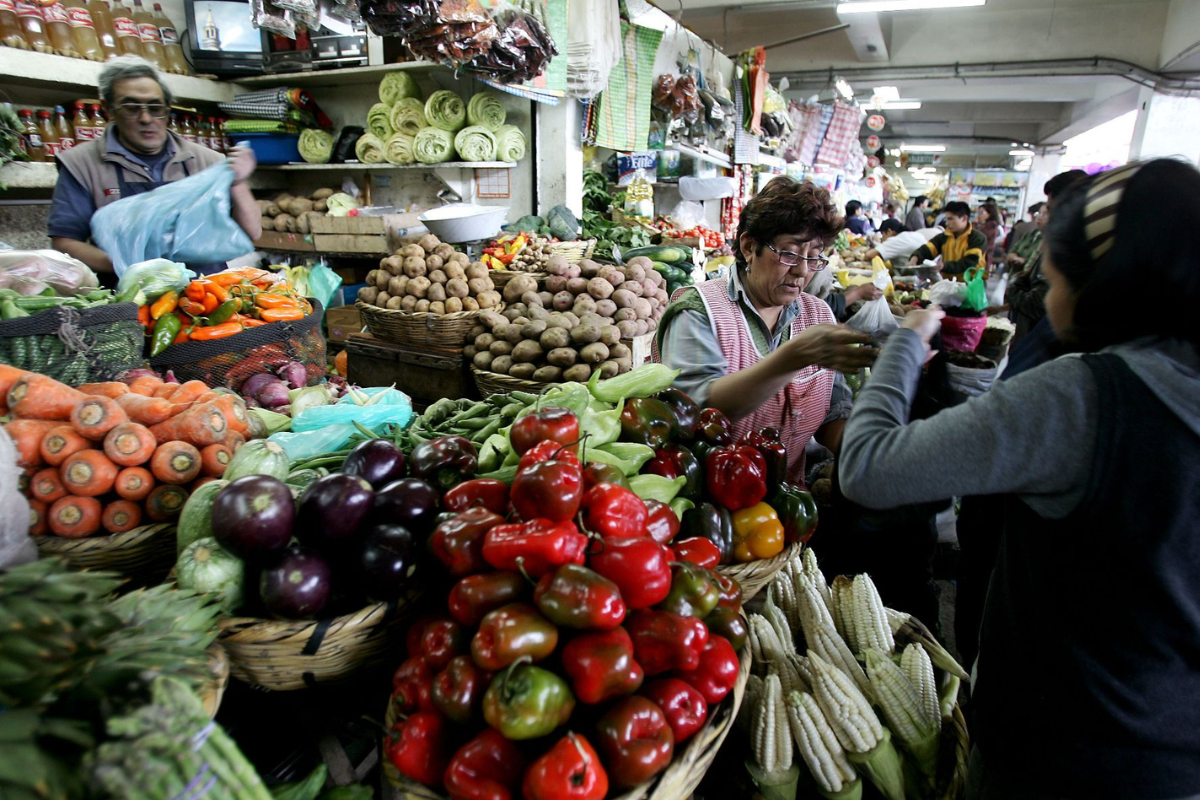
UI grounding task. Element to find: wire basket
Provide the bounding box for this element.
[470,366,559,397]
[34,522,176,588]
[199,644,229,719]
[488,270,548,292]
[546,239,597,264]
[717,542,803,601]
[357,301,484,348]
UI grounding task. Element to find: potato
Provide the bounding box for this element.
[625,264,647,282]
[572,296,596,315]
[259,215,274,231]
[386,295,404,310]
[635,319,649,336]
[395,295,413,311]
[444,278,469,300]
[579,313,607,327]
[358,286,379,304]
[587,278,614,299]
[562,312,580,328]
[503,307,523,322]
[645,318,657,332]
[622,280,645,297]
[528,305,549,322]
[565,264,582,279]
[656,290,669,305]
[467,278,491,296]
[255,199,272,214]
[274,192,295,206]
[522,320,548,340]
[288,198,314,216]
[429,300,446,315]
[609,342,631,360]
[521,291,543,308]
[599,325,621,346]
[449,252,471,267]
[463,344,477,359]
[612,289,637,309]
[477,291,501,309]
[563,364,592,382]
[375,289,390,305]
[633,298,653,319]
[545,313,570,329]
[424,254,445,272]
[540,327,571,350]
[415,299,431,312]
[547,291,571,311]
[627,256,653,270]
[384,255,404,274]
[433,243,456,261]
[474,350,496,369]
[418,233,441,253]
[503,323,525,344]
[596,361,620,379]
[403,257,428,279]
[533,366,564,383]
[579,259,601,278]
[408,276,432,298]
[273,213,296,232]
[470,323,488,338]
[401,243,426,260]
[559,277,582,296]
[314,199,328,212]
[503,274,539,304]
[545,275,568,294]
[599,267,624,287]
[614,357,633,374]
[595,299,618,318]
[579,342,609,364]
[570,324,601,345]
[545,255,570,276]
[617,319,639,338]
[644,269,664,287]
[466,262,489,281]
[547,347,577,367]
[427,283,447,303]
[388,275,407,296]
[490,340,514,356]
[445,263,466,281]
[615,307,637,322]
[538,292,554,307]
[367,269,382,286]
[462,297,480,312]
[481,310,506,328]
[491,355,513,374]
[476,333,496,351]
[429,269,448,285]
[509,362,538,380]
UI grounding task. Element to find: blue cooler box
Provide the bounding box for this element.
[240,133,302,165]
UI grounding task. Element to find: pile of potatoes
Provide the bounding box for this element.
[358,233,502,314]
[257,188,334,235]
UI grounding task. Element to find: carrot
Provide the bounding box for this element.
[48,496,102,538]
[213,394,250,434]
[145,484,188,522]
[128,375,164,396]
[152,383,178,399]
[28,499,47,536]
[114,393,176,425]
[199,443,233,477]
[0,364,30,397]
[70,396,130,442]
[7,374,87,421]
[5,420,60,468]
[60,450,118,497]
[192,476,219,491]
[148,402,229,447]
[150,441,202,485]
[225,431,247,451]
[39,425,92,466]
[114,466,155,501]
[103,422,157,467]
[29,468,67,504]
[78,382,130,399]
[166,380,210,405]
[101,500,143,534]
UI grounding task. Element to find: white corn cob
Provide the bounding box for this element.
[753,673,794,774]
[798,581,875,703]
[801,547,833,614]
[850,574,894,655]
[901,643,941,733]
[750,614,791,676]
[788,690,859,795]
[737,673,766,734]
[884,606,910,636]
[771,655,807,697]
[830,576,857,651]
[788,652,814,690]
[864,649,934,745]
[770,571,802,632]
[886,606,969,680]
[762,590,796,654]
[807,651,883,754]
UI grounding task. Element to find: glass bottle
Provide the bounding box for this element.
[42,1,78,57]
[37,110,60,161]
[153,3,185,74]
[15,0,51,53]
[63,0,101,60]
[131,0,161,68]
[109,0,140,56]
[72,101,92,142]
[0,0,31,49]
[53,105,74,150]
[87,0,118,59]
[19,109,45,162]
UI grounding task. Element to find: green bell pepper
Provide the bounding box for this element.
[657,562,720,619]
[770,483,819,544]
[482,659,575,740]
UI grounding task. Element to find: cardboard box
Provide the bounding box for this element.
[325,306,363,343]
[309,212,423,252]
[254,230,316,252]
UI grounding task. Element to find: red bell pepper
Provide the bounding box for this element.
[704,446,767,511]
[510,407,580,455]
[740,427,788,494]
[712,570,744,610]
[406,613,445,657]
[640,678,708,745]
[392,655,437,715]
[587,537,672,610]
[644,499,680,544]
[443,728,527,800]
[694,408,734,449]
[430,507,506,577]
[582,461,630,492]
[385,711,449,788]
[626,609,710,675]
[517,439,578,472]
[533,563,626,630]
[704,605,748,652]
[579,483,648,540]
[444,479,511,516]
[511,450,583,523]
[471,602,559,671]
[421,618,469,671]
[644,445,703,502]
[655,388,700,442]
[672,634,740,703]
[593,696,675,789]
[670,537,721,569]
[522,733,608,800]
[561,626,644,704]
[448,572,529,626]
[620,398,678,450]
[432,655,492,724]
[482,518,589,578]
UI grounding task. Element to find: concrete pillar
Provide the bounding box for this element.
[535,100,584,218]
[1022,151,1062,215]
[1129,87,1200,166]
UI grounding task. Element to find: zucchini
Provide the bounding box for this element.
[623,245,692,265]
[653,264,688,284]
[223,440,290,482]
[176,479,229,555]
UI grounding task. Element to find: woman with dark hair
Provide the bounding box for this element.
[974,202,1002,266]
[839,159,1200,799]
[654,177,876,484]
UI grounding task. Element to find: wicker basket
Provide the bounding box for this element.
[216,584,424,691]
[718,541,802,601]
[35,523,176,587]
[471,367,559,397]
[199,644,229,719]
[357,301,483,348]
[489,270,548,292]
[546,239,597,263]
[383,622,752,800]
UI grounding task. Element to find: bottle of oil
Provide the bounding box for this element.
[42,1,79,57]
[37,110,60,161]
[53,105,75,151]
[19,109,45,162]
[0,0,31,49]
[72,100,93,142]
[14,0,51,53]
[90,103,107,137]
[180,113,196,142]
[167,109,180,137]
[87,0,118,59]
[63,0,101,60]
[153,3,185,74]
[109,0,141,56]
[131,0,162,68]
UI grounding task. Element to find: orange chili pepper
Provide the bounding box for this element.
[234,315,269,327]
[179,298,206,316]
[188,321,244,341]
[210,268,269,287]
[185,282,206,302]
[150,290,179,320]
[197,281,230,303]
[137,304,152,329]
[174,328,190,344]
[201,293,220,314]
[260,307,305,323]
[254,293,300,309]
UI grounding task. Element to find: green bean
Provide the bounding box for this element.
[472,418,503,442]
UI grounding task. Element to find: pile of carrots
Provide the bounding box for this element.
[2,365,250,539]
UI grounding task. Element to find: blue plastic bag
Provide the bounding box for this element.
[91,162,254,275]
[269,387,413,461]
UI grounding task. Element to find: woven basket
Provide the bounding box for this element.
[216,584,424,691]
[489,270,548,291]
[35,523,176,587]
[718,541,802,601]
[0,302,144,386]
[199,644,229,719]
[383,622,752,800]
[357,301,483,348]
[546,239,597,263]
[471,367,558,397]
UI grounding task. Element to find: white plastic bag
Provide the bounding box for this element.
[986,274,1008,307]
[929,279,967,308]
[116,259,196,301]
[0,429,36,569]
[0,250,99,296]
[566,0,621,100]
[91,162,255,275]
[845,296,899,336]
[947,361,999,397]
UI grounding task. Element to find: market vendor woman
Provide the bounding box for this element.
[48,56,262,277]
[655,177,876,485]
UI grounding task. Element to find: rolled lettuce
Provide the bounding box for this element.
[354,133,387,164]
[298,128,333,164]
[454,126,497,162]
[366,102,393,140]
[389,97,427,137]
[467,92,506,132]
[384,132,416,165]
[413,127,455,164]
[379,71,420,106]
[424,90,466,132]
[495,125,527,163]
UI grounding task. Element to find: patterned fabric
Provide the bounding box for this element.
[803,104,834,166]
[593,22,663,152]
[815,100,862,169]
[221,120,300,134]
[912,225,987,278]
[1084,162,1142,260]
[219,88,332,130]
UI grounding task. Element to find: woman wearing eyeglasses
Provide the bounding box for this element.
[49,55,261,278]
[654,177,877,486]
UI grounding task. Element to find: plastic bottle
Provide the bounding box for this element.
[167,110,180,137]
[181,113,197,142]
[153,3,185,74]
[42,1,78,57]
[109,0,140,56]
[0,0,31,49]
[63,0,101,60]
[90,103,107,136]
[72,100,92,142]
[15,0,51,53]
[87,0,118,59]
[131,0,161,68]
[205,117,221,152]
[19,109,45,162]
[53,105,75,151]
[37,110,60,161]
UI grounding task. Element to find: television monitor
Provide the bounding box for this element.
[184,0,264,77]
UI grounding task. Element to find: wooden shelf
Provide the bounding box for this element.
[0,49,235,104]
[234,61,445,88]
[0,161,58,189]
[256,162,517,170]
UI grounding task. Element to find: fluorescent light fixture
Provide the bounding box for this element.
[882,101,922,110]
[1009,149,1035,156]
[838,0,985,13]
[900,144,946,152]
[835,78,854,99]
[873,86,901,102]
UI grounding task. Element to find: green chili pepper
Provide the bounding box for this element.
[1,298,29,319]
[150,314,182,356]
[203,300,239,326]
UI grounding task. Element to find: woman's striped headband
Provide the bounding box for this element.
[1083,162,1143,262]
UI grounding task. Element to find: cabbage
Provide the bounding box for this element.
[495,125,526,162]
[413,127,454,164]
[298,129,333,164]
[249,407,292,435]
[379,71,420,105]
[366,102,393,140]
[176,538,245,612]
[326,193,359,217]
[424,90,466,132]
[453,126,497,162]
[289,385,333,417]
[467,92,506,132]
[354,133,386,164]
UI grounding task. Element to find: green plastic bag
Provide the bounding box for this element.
[962,267,988,312]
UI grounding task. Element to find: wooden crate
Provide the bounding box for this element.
[254,230,315,252]
[309,212,423,253]
[343,333,478,406]
[312,233,390,255]
[324,305,363,343]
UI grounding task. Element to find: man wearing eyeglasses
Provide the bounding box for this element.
[49,55,262,277]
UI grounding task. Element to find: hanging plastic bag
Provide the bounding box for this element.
[845,272,898,337]
[0,250,98,296]
[91,162,255,276]
[115,259,195,301]
[307,263,343,312]
[929,279,966,308]
[986,273,1008,307]
[0,428,36,568]
[962,267,988,312]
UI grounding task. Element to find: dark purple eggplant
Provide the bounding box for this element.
[211,475,295,562]
[295,474,374,553]
[372,477,441,534]
[259,545,333,619]
[343,439,408,489]
[358,524,416,601]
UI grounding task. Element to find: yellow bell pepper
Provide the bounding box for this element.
[730,502,785,562]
